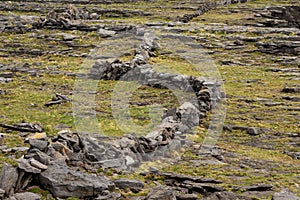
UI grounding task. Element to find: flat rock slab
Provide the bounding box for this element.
[37,163,114,198]
[114,178,144,189]
[11,192,41,200]
[203,191,253,200]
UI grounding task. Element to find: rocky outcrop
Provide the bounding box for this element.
[256,41,300,55]
[0,130,116,199]
[257,6,300,28]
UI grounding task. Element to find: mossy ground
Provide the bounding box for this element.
[0,0,299,199]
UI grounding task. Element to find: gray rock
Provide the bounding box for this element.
[25,148,53,165]
[0,122,43,133]
[29,158,48,170]
[175,193,198,200]
[97,158,125,169]
[203,191,252,200]
[17,157,41,174]
[146,185,176,200]
[244,184,273,191]
[62,34,78,41]
[272,190,300,200]
[97,28,116,38]
[125,156,135,166]
[177,102,200,128]
[29,139,48,151]
[0,163,18,196]
[38,163,114,198]
[15,170,33,192]
[182,181,224,194]
[57,129,78,144]
[13,192,41,200]
[149,167,159,173]
[114,178,144,189]
[246,127,260,136]
[1,146,29,154]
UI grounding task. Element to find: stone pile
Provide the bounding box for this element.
[33,6,135,32]
[0,28,220,199]
[0,130,117,199]
[84,30,218,169]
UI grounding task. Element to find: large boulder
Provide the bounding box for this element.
[37,163,114,198]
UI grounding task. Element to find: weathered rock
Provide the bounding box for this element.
[45,93,71,107]
[15,170,33,193]
[17,157,41,174]
[224,125,266,136]
[175,193,198,200]
[246,127,261,136]
[28,139,48,151]
[29,158,48,170]
[0,122,43,133]
[203,191,252,200]
[272,190,300,200]
[13,192,41,200]
[38,163,114,198]
[258,6,300,28]
[114,178,144,189]
[25,148,53,165]
[256,41,300,55]
[0,146,30,154]
[146,185,176,200]
[177,102,200,128]
[97,28,116,38]
[0,163,18,196]
[236,184,273,192]
[181,181,224,194]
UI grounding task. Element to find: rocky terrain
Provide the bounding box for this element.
[0,0,299,199]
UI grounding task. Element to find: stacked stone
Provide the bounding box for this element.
[84,30,219,170]
[0,130,115,199]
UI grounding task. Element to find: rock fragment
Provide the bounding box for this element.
[97,28,116,38]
